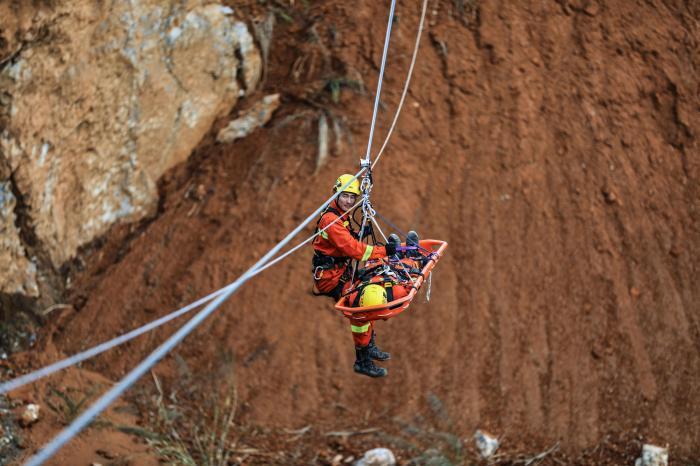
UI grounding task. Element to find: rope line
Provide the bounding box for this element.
[373,0,429,168]
[364,0,397,164]
[24,169,365,466]
[1,291,219,394]
[252,196,363,275]
[356,0,427,273]
[0,198,362,395]
[352,186,377,283]
[374,210,432,256]
[374,209,409,238]
[26,0,411,462]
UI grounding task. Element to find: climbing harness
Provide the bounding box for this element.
[310,197,366,296]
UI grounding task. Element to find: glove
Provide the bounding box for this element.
[385,241,397,257]
[360,223,374,239]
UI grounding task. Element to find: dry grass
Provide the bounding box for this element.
[130,369,238,466]
[45,385,98,425]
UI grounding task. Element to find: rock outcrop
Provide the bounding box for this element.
[216,93,280,143]
[0,1,261,300]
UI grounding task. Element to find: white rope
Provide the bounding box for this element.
[372,0,429,169]
[354,0,397,279]
[253,197,363,275]
[356,0,427,274]
[0,290,221,394]
[370,216,389,243]
[353,184,377,283]
[364,0,397,164]
[361,0,429,287]
[351,205,370,283]
[24,169,366,466]
[0,198,362,395]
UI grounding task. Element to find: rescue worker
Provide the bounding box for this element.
[312,174,397,377]
[312,174,398,297]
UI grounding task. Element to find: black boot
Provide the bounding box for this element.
[387,233,401,258]
[406,230,421,258]
[368,331,391,361]
[407,230,420,247]
[354,346,388,378]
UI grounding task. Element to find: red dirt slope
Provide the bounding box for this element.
[15,0,700,462]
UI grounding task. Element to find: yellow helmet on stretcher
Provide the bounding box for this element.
[334,174,361,195]
[359,284,388,307]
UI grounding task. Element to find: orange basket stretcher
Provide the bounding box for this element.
[334,239,448,322]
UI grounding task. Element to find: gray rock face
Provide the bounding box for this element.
[0,1,261,300]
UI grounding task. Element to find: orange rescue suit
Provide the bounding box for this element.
[312,200,387,296]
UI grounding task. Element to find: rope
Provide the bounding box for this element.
[373,0,429,169]
[351,211,368,283]
[364,0,397,164]
[253,196,363,275]
[1,291,218,394]
[374,210,432,255]
[0,197,363,395]
[374,209,409,238]
[353,180,378,283]
[24,170,366,466]
[353,0,397,286]
[26,0,425,461]
[356,0,427,271]
[425,272,432,302]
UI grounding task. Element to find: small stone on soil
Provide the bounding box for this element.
[635,444,668,466]
[474,429,499,458]
[19,404,40,427]
[96,448,115,459]
[355,448,396,466]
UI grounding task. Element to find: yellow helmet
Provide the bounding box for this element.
[334,174,361,196]
[359,284,388,307]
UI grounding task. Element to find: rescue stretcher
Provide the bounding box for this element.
[334,239,448,322]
